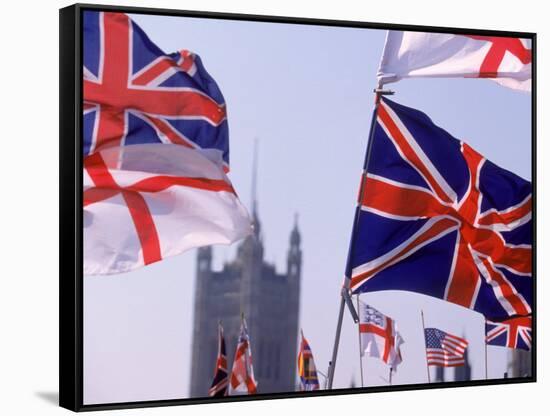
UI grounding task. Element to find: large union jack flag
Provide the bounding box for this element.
[486,316,532,351]
[82,11,251,275]
[83,11,229,168]
[345,98,533,321]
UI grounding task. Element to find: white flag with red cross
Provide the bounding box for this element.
[377,31,532,91]
[83,144,252,275]
[358,302,404,370]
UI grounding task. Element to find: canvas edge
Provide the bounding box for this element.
[58,2,537,412]
[59,4,84,412]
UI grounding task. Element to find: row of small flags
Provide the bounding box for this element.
[209,318,322,396]
[209,307,532,396]
[358,303,532,374]
[209,318,258,397]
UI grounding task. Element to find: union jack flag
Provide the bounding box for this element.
[345,98,533,321]
[298,330,320,391]
[82,11,251,275]
[486,316,532,351]
[424,328,468,367]
[209,324,229,397]
[83,11,229,168]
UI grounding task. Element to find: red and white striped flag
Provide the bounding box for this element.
[229,318,257,395]
[358,302,404,370]
[83,144,252,275]
[377,31,532,91]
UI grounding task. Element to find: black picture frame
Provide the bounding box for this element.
[60,3,536,411]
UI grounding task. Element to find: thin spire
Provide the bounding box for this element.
[251,138,259,217]
[250,138,262,240]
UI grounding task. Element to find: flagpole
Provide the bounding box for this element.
[356,295,365,387]
[389,368,393,386]
[484,317,489,379]
[420,310,431,383]
[326,88,394,390]
[241,312,250,386]
[327,293,346,390]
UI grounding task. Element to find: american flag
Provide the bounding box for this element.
[486,316,532,351]
[208,324,228,397]
[345,98,532,322]
[424,328,468,367]
[298,330,320,391]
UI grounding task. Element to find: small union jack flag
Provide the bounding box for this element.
[345,98,532,321]
[83,11,229,168]
[486,316,532,351]
[209,324,229,397]
[424,328,468,367]
[298,330,320,391]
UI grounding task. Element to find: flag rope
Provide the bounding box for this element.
[485,317,489,379]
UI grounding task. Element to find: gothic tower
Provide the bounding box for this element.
[453,346,472,382]
[507,349,532,378]
[434,365,444,382]
[189,143,302,397]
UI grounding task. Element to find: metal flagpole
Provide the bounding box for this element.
[420,310,431,383]
[326,89,394,390]
[327,292,346,390]
[484,317,489,379]
[356,295,365,387]
[240,312,250,387]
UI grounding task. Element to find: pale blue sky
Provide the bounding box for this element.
[83,13,531,404]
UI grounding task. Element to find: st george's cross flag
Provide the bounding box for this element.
[229,318,258,395]
[358,302,404,370]
[486,316,532,351]
[424,328,468,367]
[345,98,532,321]
[377,31,532,91]
[82,11,251,274]
[209,323,229,397]
[298,330,320,391]
[83,145,251,275]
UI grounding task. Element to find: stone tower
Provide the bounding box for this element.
[453,347,472,382]
[189,145,302,398]
[507,349,532,378]
[434,365,444,382]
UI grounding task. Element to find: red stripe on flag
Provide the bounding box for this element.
[466,36,532,78]
[377,103,453,204]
